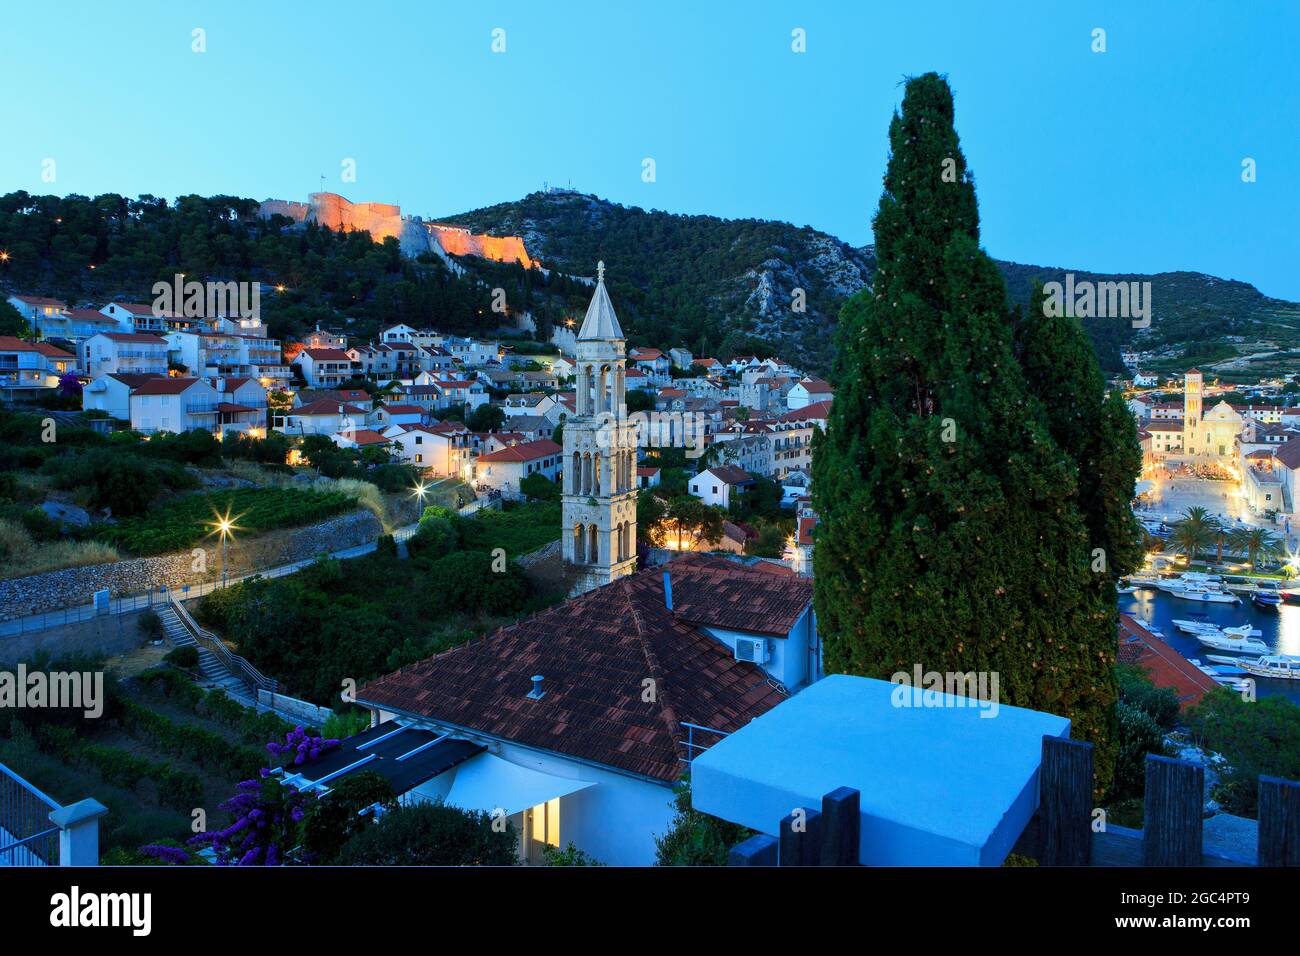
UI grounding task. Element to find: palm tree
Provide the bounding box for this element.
[1227,526,1283,571]
[1170,507,1217,566]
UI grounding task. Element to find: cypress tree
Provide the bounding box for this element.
[813,73,1121,789]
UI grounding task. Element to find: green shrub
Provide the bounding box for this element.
[1117,664,1181,730]
[1112,698,1167,803]
[137,610,164,641]
[335,802,517,866]
[163,645,199,669]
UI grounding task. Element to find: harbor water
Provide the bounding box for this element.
[1121,588,1300,703]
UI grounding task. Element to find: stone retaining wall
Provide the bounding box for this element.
[0,509,385,621]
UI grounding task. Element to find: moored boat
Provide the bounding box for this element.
[1193,631,1271,655]
[1236,655,1300,680]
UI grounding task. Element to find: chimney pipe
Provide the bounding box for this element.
[528,674,545,700]
[663,571,673,611]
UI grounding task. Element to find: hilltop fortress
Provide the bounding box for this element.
[258,192,535,269]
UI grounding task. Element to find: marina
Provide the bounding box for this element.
[1122,579,1300,703]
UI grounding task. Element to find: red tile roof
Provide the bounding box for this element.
[337,428,391,447]
[100,332,167,344]
[302,347,352,361]
[701,464,752,486]
[476,438,562,463]
[291,399,369,416]
[1117,615,1218,710]
[132,377,205,395]
[9,295,67,307]
[356,554,799,781]
[779,400,833,423]
[380,404,424,415]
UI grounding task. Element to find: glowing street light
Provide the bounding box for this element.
[207,507,242,587]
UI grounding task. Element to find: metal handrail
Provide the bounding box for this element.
[167,590,278,694]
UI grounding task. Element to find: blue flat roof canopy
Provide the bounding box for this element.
[690,674,1071,866]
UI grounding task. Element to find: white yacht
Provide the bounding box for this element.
[1236,655,1300,680]
[1193,631,1271,655]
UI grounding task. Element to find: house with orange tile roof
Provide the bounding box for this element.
[0,336,75,399]
[473,438,563,495]
[350,553,816,865]
[81,331,169,378]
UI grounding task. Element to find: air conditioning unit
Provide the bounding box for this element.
[734,637,770,664]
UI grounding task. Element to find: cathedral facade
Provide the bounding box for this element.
[562,263,638,594]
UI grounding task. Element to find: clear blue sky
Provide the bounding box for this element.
[2,1,1295,297]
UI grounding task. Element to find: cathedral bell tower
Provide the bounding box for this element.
[562,262,638,594]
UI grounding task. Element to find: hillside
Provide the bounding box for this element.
[2,188,1295,380]
[448,191,1300,375]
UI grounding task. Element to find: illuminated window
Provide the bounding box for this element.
[529,798,560,848]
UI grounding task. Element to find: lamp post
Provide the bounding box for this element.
[208,509,239,589]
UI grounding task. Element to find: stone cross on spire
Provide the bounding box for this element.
[597,260,605,283]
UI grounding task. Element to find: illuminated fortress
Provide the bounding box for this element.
[258,192,535,269]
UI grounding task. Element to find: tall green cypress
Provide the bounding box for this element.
[813,73,1122,789]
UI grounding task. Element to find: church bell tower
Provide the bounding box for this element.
[562,262,638,594]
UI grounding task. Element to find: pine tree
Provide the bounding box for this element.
[813,73,1121,789]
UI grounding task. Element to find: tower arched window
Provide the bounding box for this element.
[573,524,585,563]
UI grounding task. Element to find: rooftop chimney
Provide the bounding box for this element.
[527,675,545,700]
[663,571,673,611]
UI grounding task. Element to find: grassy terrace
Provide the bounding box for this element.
[0,660,302,861]
[93,486,359,556]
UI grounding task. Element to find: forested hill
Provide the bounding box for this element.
[446,190,873,372]
[449,191,1300,374]
[1,189,1294,378]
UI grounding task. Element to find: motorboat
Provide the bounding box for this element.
[1253,591,1283,609]
[1159,580,1240,603]
[1235,655,1300,680]
[1172,618,1222,636]
[1222,623,1263,638]
[1188,658,1254,693]
[1193,631,1271,655]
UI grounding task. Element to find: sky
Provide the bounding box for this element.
[1,0,1296,297]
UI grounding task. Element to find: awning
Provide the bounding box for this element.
[441,753,595,817]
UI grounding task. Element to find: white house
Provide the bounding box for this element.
[473,438,563,496]
[99,301,186,336]
[214,376,269,437]
[503,392,563,425]
[1132,370,1159,387]
[434,378,489,412]
[81,332,169,378]
[785,377,834,411]
[6,295,68,339]
[629,347,671,385]
[331,428,393,453]
[372,403,425,430]
[348,554,811,865]
[128,377,220,435]
[81,372,159,421]
[668,347,693,370]
[293,347,356,388]
[278,399,369,437]
[0,336,75,400]
[689,464,754,509]
[386,421,472,476]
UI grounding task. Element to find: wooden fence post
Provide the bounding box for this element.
[728,833,778,866]
[1039,735,1093,865]
[1257,776,1300,867]
[820,786,860,865]
[779,807,822,866]
[1142,755,1203,866]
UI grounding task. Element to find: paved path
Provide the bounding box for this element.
[0,488,487,638]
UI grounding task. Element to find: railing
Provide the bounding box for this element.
[0,763,61,866]
[168,590,279,694]
[678,722,731,764]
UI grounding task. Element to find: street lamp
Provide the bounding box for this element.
[208,508,241,588]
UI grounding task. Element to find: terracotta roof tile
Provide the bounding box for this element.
[357,554,800,781]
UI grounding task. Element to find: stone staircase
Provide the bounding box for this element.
[157,605,246,696]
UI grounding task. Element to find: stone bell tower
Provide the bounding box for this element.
[562,262,638,594]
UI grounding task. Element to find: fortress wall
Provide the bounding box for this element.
[430,225,534,269]
[259,193,535,267]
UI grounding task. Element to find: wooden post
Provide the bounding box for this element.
[779,807,822,866]
[820,787,860,865]
[1142,755,1203,866]
[1257,776,1300,867]
[728,833,778,866]
[1039,735,1093,865]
